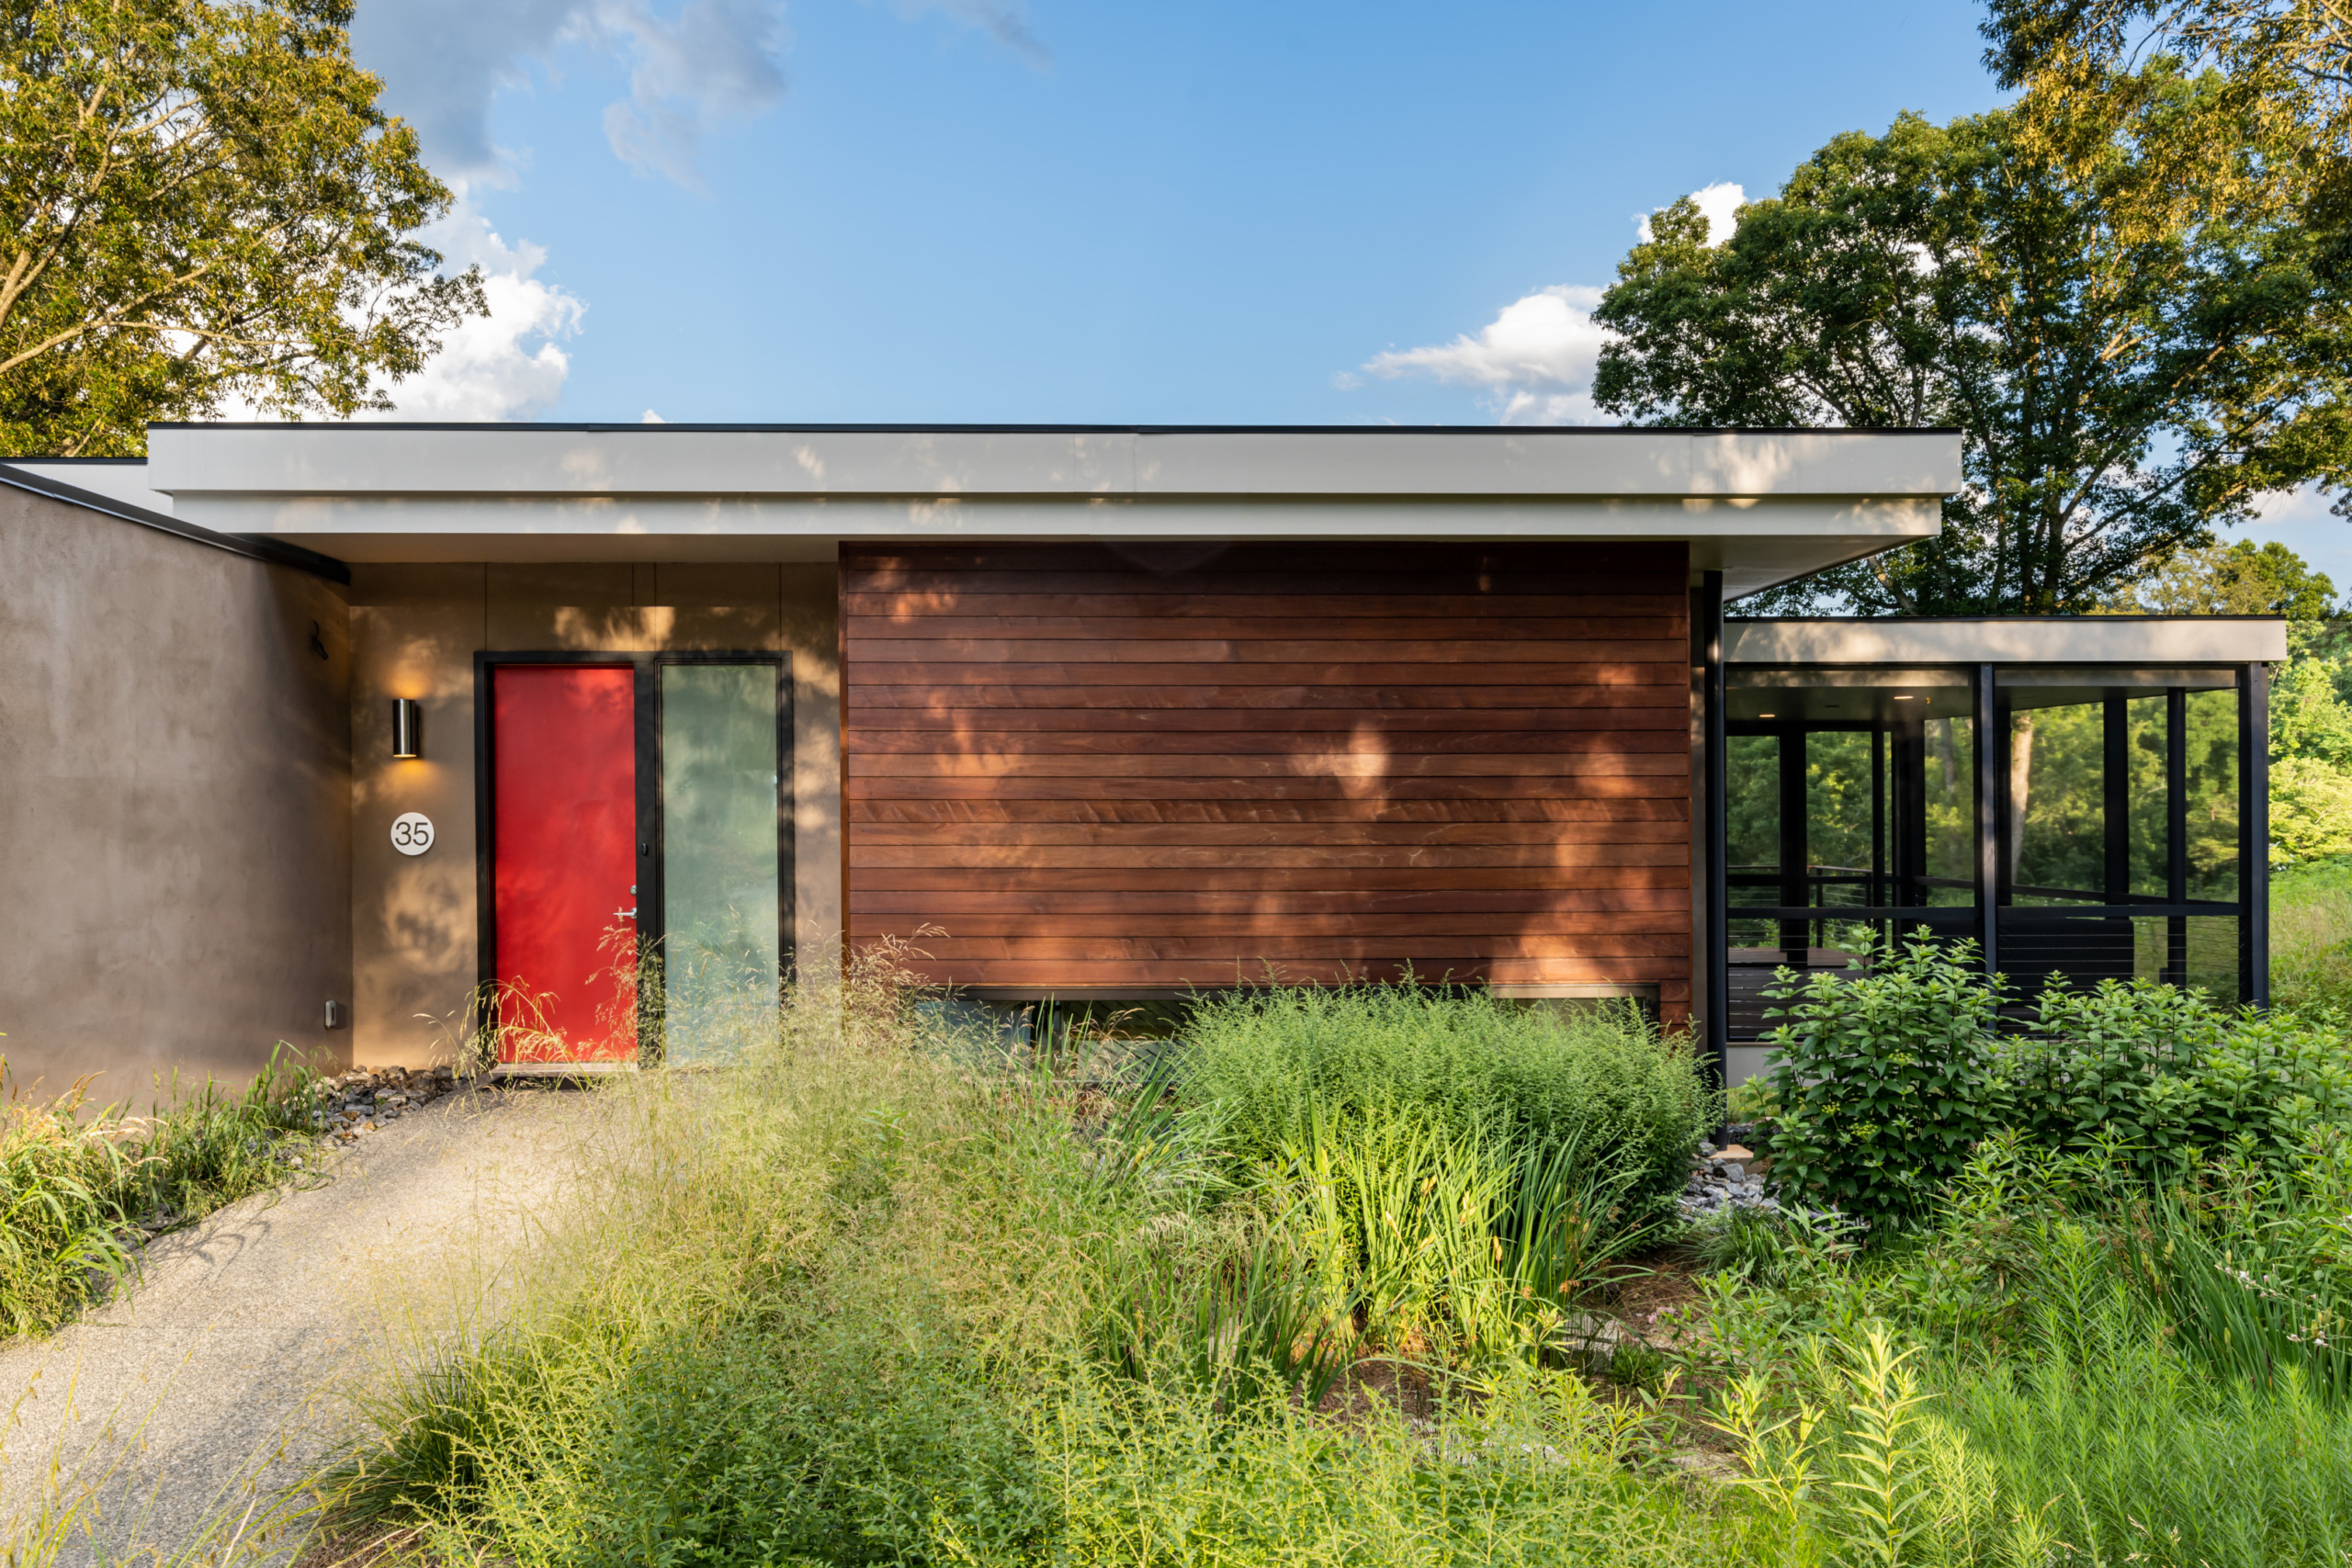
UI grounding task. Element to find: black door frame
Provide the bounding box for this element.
[473,650,796,1064]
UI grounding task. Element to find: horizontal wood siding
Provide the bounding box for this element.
[841,543,1691,1019]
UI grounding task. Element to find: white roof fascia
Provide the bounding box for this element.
[144,424,1961,595]
[1727,616,2289,666]
[147,424,1962,500]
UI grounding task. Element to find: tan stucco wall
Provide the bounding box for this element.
[348,561,842,1066]
[0,486,353,1101]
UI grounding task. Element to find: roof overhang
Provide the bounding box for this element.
[138,423,1963,598]
[1727,615,2289,666]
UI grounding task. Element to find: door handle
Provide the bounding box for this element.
[615,907,637,920]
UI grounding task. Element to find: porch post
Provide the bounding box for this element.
[2168,687,2188,986]
[2241,662,2269,1006]
[1974,663,2001,979]
[1699,572,1728,1087]
[2102,696,2129,902]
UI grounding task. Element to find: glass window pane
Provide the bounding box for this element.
[1924,716,1974,904]
[2185,687,2239,902]
[662,664,781,1060]
[2130,695,2170,897]
[2013,702,2105,899]
[1725,734,1780,949]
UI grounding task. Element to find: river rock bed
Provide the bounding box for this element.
[309,1064,463,1143]
[1679,1137,1779,1217]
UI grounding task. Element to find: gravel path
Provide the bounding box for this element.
[0,1084,584,1564]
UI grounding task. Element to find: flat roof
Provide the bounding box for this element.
[122,423,1963,597]
[1727,615,2289,666]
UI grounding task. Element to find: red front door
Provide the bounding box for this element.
[492,666,638,1063]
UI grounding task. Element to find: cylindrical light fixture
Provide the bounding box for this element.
[391,698,423,759]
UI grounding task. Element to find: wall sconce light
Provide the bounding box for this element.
[391,698,423,759]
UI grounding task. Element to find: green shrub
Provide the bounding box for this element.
[1762,936,2003,1230]
[2000,978,2352,1176]
[1178,984,1714,1218]
[1765,938,2352,1226]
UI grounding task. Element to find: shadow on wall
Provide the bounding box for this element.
[0,486,355,1100]
[347,561,844,1069]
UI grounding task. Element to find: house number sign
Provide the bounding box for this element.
[391,812,435,856]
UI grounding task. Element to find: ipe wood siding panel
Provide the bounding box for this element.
[840,543,1691,1020]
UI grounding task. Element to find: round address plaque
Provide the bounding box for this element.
[391,812,435,856]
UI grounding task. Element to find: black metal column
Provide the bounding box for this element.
[1974,663,2001,978]
[2103,695,2130,903]
[1699,572,1728,1084]
[2167,686,2188,986]
[2241,662,2269,1006]
[1871,726,1886,947]
[1894,705,1927,910]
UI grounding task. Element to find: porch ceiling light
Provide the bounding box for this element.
[392,698,423,760]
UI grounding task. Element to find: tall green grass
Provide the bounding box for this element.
[2274,857,2352,1013]
[315,978,1750,1566]
[0,1050,322,1337]
[316,974,2352,1568]
[1699,1138,2352,1567]
[1179,985,1714,1217]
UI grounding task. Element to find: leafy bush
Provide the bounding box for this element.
[2001,978,2352,1175]
[1765,937,2352,1226]
[1179,984,1715,1218]
[1762,936,2003,1229]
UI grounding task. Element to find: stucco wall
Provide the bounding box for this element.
[0,485,353,1101]
[348,561,842,1067]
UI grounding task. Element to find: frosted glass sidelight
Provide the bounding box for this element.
[661,664,781,1061]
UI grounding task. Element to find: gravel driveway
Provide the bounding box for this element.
[0,1083,584,1564]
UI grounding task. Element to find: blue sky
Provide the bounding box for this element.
[346,0,2345,580]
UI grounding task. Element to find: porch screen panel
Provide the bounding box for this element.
[661,663,782,1059]
[839,542,1693,1023]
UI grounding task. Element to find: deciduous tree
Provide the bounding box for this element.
[1592,76,2352,614]
[0,0,484,456]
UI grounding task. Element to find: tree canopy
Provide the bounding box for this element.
[1591,68,2352,615]
[2111,536,2341,615]
[0,0,482,457]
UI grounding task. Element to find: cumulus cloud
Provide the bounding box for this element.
[1636,179,1746,245]
[590,0,791,185]
[1356,285,1611,425]
[356,0,1046,186]
[352,0,786,186]
[370,194,587,421]
[1348,183,1745,425]
[350,1,580,182]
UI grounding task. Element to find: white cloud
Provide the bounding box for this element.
[350,1,580,182]
[642,408,667,423]
[588,0,791,185]
[370,193,587,421]
[355,0,1046,187]
[1348,181,1745,426]
[352,0,786,186]
[1356,285,1612,425]
[1636,180,1746,245]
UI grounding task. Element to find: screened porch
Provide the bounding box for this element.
[1702,615,2287,1083]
